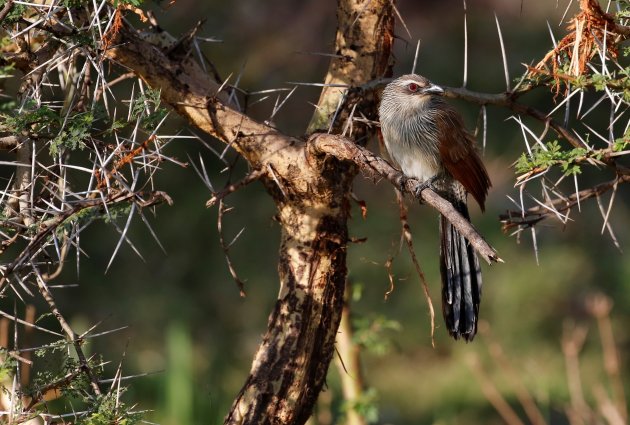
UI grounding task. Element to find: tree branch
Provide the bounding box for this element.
[0,0,14,24]
[0,190,172,293]
[499,174,630,231]
[308,133,502,265]
[306,0,394,136]
[443,86,584,150]
[105,23,302,173]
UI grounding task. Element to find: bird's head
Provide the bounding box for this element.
[380,74,444,118]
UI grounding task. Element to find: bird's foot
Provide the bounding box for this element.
[413,175,438,198]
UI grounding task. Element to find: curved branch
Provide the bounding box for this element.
[308,133,502,265]
[105,23,302,172]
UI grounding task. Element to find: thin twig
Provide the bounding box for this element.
[466,353,526,425]
[395,189,435,347]
[444,86,584,149]
[217,199,246,297]
[0,190,171,294]
[206,169,265,208]
[585,294,627,421]
[0,0,14,24]
[562,322,591,425]
[479,321,547,425]
[34,269,102,396]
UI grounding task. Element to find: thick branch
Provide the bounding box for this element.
[0,135,19,150]
[105,24,302,173]
[308,133,502,265]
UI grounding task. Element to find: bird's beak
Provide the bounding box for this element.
[422,84,444,95]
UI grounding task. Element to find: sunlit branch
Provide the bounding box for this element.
[308,133,502,265]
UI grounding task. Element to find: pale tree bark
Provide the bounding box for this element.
[104,1,498,423]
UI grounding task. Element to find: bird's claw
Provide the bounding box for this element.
[413,176,438,198]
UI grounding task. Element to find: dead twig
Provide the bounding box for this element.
[395,189,435,346]
[0,0,14,24]
[466,352,526,425]
[206,169,264,208]
[585,294,627,422]
[478,321,547,425]
[217,199,246,297]
[34,268,102,397]
[562,322,592,425]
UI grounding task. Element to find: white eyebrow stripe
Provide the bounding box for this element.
[399,79,424,86]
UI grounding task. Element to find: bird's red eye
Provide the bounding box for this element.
[408,83,419,92]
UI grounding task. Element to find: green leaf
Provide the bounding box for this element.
[591,73,608,91]
[50,112,94,155]
[130,87,167,131]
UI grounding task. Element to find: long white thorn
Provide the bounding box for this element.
[495,13,510,91]
[411,39,421,75]
[463,3,468,87]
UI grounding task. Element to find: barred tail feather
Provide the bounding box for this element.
[439,202,482,341]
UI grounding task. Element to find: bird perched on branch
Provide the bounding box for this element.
[379,74,491,341]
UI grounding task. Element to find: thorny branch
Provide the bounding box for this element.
[499,174,630,231]
[105,14,501,265]
[0,190,172,293]
[439,0,630,244]
[34,269,102,397]
[443,86,586,150]
[0,5,177,415]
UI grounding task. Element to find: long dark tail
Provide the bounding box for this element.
[439,200,482,342]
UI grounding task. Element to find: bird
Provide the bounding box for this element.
[378,74,491,341]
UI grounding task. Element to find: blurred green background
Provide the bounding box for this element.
[6,1,630,424]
